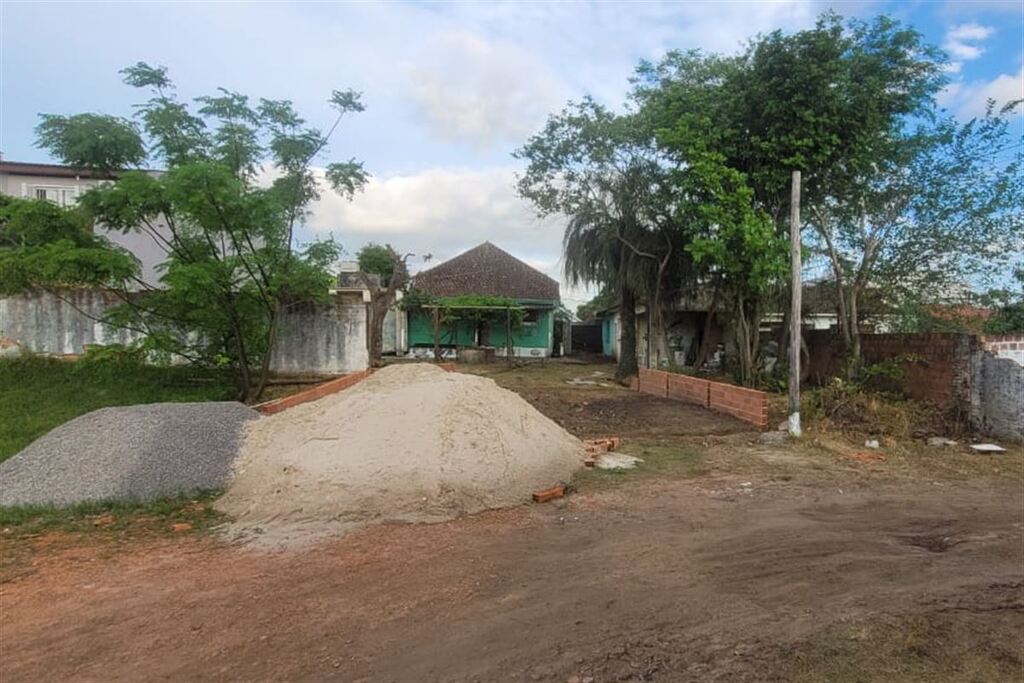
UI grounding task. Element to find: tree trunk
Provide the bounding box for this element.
[367,296,388,367]
[734,293,761,387]
[846,285,862,379]
[616,284,639,381]
[253,303,280,400]
[693,284,720,370]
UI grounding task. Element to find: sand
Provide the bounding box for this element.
[217,364,584,545]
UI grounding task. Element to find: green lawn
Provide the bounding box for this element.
[0,355,235,463]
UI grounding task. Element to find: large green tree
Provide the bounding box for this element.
[13,62,369,399]
[515,99,681,378]
[632,13,1021,379]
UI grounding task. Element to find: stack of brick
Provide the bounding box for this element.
[583,437,622,467]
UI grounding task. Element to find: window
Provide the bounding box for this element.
[523,309,540,324]
[31,186,78,207]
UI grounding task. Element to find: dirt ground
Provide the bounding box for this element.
[2,361,1022,682]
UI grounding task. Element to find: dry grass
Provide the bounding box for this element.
[786,613,1023,682]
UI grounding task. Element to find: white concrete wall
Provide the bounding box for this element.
[0,289,368,374]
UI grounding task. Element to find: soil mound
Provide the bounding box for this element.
[217,364,583,544]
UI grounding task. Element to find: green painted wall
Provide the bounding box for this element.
[407,305,554,351]
[408,309,475,347]
[486,309,552,349]
[602,315,615,356]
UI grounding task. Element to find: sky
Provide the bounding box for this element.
[1,0,1022,310]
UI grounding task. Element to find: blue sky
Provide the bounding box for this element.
[1,1,1021,307]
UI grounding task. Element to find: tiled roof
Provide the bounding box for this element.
[412,242,559,301]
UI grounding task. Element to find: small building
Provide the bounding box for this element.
[406,242,565,358]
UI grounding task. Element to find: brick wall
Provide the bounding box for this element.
[859,333,963,407]
[638,368,668,397]
[667,373,710,407]
[982,334,1024,366]
[637,368,767,430]
[257,362,457,415]
[708,383,769,430]
[805,332,977,410]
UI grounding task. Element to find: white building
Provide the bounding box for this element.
[0,160,167,286]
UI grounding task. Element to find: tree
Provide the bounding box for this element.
[356,243,411,366]
[22,62,369,400]
[660,120,787,385]
[0,195,138,292]
[515,99,682,378]
[632,13,1008,380]
[34,114,147,174]
[810,103,1023,366]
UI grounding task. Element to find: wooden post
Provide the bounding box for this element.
[505,307,513,368]
[432,307,441,362]
[788,170,802,437]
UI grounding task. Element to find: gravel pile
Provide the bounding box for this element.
[0,402,258,507]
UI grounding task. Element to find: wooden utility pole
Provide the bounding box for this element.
[788,170,802,437]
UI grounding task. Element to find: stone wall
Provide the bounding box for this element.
[0,288,369,375]
[973,352,1023,442]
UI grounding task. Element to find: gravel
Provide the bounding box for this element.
[0,402,258,507]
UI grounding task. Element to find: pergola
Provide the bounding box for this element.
[420,303,526,368]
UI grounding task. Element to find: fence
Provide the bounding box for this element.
[637,368,768,430]
[0,288,369,375]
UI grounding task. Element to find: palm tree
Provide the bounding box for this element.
[563,208,649,380]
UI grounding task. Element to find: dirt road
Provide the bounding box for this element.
[2,473,1021,682]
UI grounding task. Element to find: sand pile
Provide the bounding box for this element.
[217,364,584,544]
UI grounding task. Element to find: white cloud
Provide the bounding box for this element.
[940,66,1024,118]
[405,31,566,150]
[943,22,994,73]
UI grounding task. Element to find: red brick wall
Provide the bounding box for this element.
[860,333,960,406]
[708,382,769,430]
[637,368,767,430]
[804,332,978,411]
[638,368,668,397]
[257,362,457,415]
[257,369,373,415]
[667,373,710,407]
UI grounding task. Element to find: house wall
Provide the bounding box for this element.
[983,334,1024,366]
[0,288,369,374]
[406,305,554,357]
[601,313,619,358]
[0,170,168,287]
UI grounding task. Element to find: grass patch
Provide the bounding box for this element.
[576,440,710,490]
[0,489,225,537]
[0,490,225,583]
[0,355,235,462]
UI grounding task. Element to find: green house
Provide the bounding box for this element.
[406,242,563,358]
